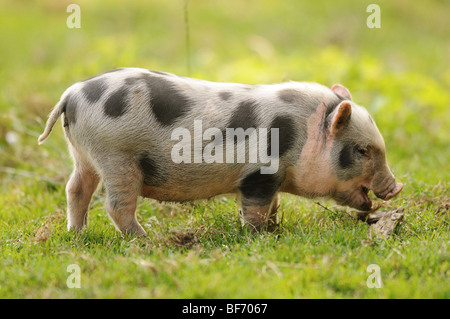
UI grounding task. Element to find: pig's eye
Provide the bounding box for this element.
[357,147,368,156]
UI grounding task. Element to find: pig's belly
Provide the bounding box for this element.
[140,170,241,202]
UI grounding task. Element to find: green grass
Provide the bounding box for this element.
[0,0,449,298]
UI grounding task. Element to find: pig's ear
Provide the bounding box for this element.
[329,101,352,136]
[332,84,352,100]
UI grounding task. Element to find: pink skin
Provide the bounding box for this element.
[282,101,337,198]
[370,170,403,201]
[384,183,403,200]
[283,99,402,211]
[332,161,403,211]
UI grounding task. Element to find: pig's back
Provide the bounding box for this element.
[61,68,336,201]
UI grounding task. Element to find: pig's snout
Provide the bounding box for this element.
[383,182,403,200]
[371,165,403,202]
[374,181,403,201]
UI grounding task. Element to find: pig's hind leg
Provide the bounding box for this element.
[66,146,100,231]
[100,155,147,236]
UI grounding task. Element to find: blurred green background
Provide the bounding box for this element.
[1,0,449,185]
[0,0,449,298]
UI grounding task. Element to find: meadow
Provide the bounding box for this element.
[0,0,448,298]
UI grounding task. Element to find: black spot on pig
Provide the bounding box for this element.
[239,170,284,206]
[104,88,128,118]
[278,89,308,104]
[138,152,167,187]
[224,100,259,147]
[267,115,297,157]
[339,143,354,169]
[325,98,342,118]
[82,78,106,103]
[124,77,141,85]
[64,94,78,125]
[218,91,232,101]
[227,100,258,130]
[143,75,192,126]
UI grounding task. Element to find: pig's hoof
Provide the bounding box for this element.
[67,224,85,232]
[242,219,262,233]
[242,220,279,233]
[122,230,148,238]
[120,224,148,237]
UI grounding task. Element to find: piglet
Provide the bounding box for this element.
[39,68,402,235]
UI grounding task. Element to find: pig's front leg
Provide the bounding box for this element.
[241,193,280,231]
[239,170,284,231]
